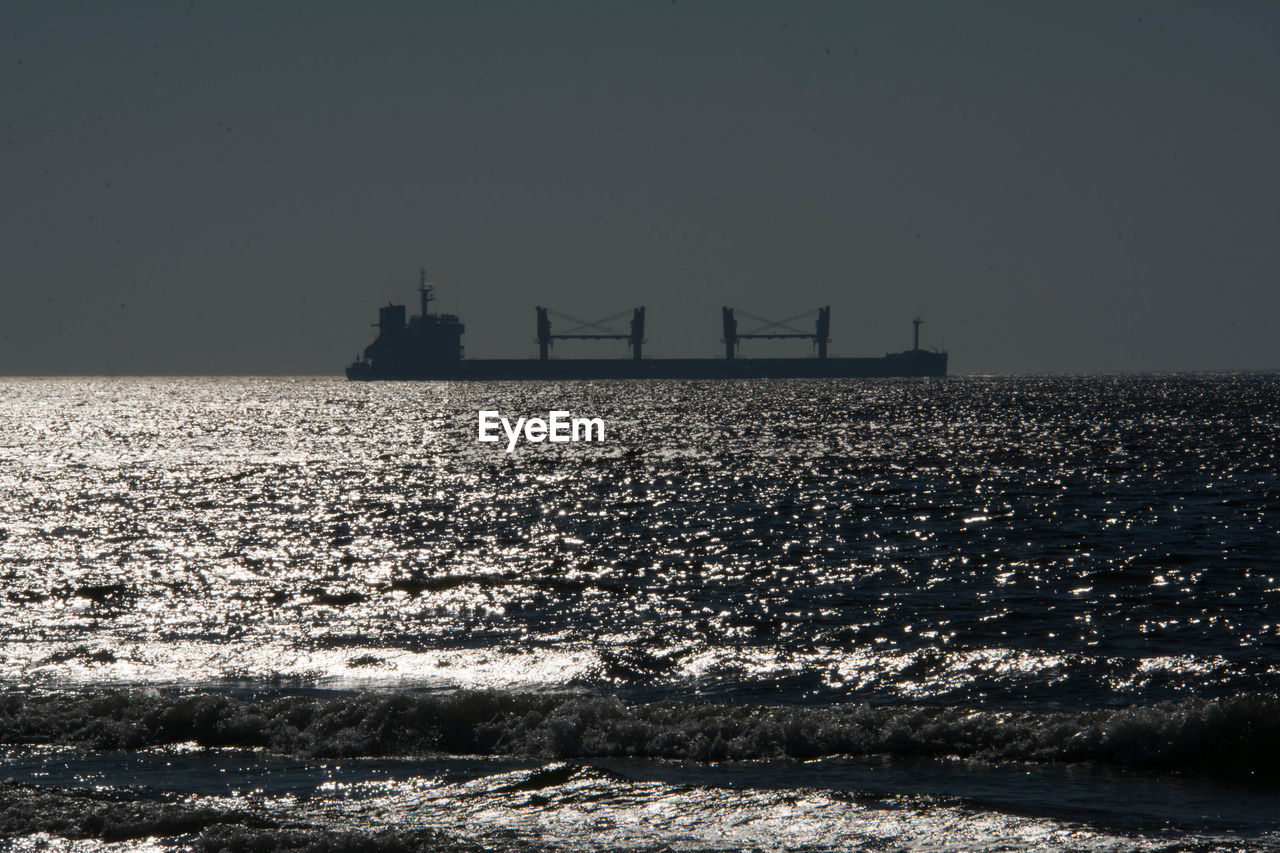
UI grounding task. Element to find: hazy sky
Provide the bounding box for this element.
[3,2,1277,374]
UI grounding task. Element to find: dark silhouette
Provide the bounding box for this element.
[536,306,646,361]
[346,273,947,380]
[722,306,830,360]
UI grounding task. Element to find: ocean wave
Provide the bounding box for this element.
[0,780,247,843]
[0,781,490,851]
[2,690,1277,780]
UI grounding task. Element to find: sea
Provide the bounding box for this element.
[1,375,1277,852]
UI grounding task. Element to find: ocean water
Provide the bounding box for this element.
[1,375,1277,851]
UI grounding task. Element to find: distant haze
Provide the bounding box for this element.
[3,2,1277,374]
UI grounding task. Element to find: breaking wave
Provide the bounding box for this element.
[0,781,493,851]
[3,689,1278,780]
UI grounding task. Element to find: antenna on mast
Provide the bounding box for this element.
[419,267,435,317]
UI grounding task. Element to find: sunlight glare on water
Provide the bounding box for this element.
[2,375,1279,851]
[2,376,1277,706]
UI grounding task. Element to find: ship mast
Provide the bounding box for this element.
[419,267,435,317]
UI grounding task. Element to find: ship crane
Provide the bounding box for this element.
[722,306,831,359]
[536,306,646,360]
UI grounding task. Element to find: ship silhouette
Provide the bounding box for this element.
[346,271,947,380]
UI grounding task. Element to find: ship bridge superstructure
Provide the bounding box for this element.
[357,269,464,378]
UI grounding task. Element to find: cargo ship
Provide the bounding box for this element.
[345,271,947,380]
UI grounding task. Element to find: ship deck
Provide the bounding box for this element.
[348,352,947,380]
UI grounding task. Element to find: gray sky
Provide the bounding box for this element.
[3,2,1277,374]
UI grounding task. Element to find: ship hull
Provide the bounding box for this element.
[346,351,946,380]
